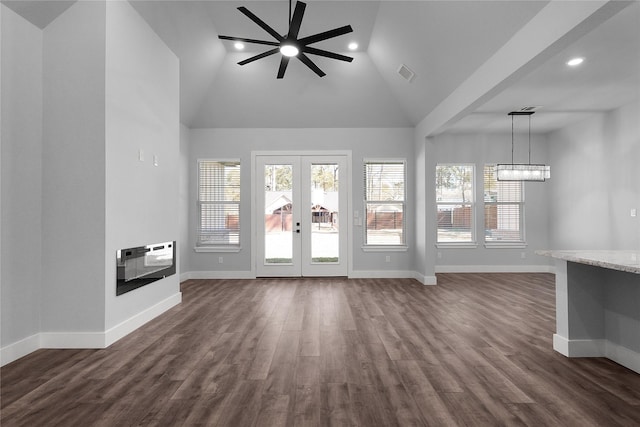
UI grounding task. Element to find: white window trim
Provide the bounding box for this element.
[361,245,409,252]
[363,158,407,248]
[195,158,241,250]
[194,245,242,253]
[484,242,527,249]
[436,163,476,245]
[436,242,479,249]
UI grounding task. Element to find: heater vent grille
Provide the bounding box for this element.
[397,64,416,83]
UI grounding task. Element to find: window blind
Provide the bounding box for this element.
[436,164,475,243]
[484,165,524,243]
[363,161,406,245]
[198,160,240,246]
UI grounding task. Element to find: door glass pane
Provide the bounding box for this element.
[310,163,339,263]
[264,164,293,264]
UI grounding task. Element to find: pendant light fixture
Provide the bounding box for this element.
[496,111,550,182]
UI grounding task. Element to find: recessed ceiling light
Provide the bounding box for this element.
[234,42,245,50]
[348,42,358,51]
[567,57,584,67]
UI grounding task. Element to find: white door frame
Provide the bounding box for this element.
[251,150,352,277]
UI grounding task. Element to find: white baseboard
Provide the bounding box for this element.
[412,271,438,285]
[553,334,640,374]
[0,334,40,367]
[182,270,256,280]
[40,332,106,349]
[435,264,555,274]
[606,341,640,374]
[105,292,182,346]
[553,334,606,357]
[181,269,437,285]
[349,270,417,280]
[1,292,182,366]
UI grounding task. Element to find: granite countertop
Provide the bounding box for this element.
[536,250,640,275]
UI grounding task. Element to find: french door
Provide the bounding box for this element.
[256,154,348,277]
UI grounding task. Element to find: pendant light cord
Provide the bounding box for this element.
[289,0,292,28]
[511,114,515,165]
[528,114,532,165]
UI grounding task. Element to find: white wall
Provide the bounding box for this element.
[42,0,106,333]
[1,0,181,364]
[104,0,180,330]
[548,100,640,250]
[429,132,551,271]
[413,134,436,284]
[179,124,190,277]
[1,5,43,348]
[187,127,416,276]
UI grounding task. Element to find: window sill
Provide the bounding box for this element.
[484,242,527,249]
[361,245,409,252]
[194,246,242,253]
[436,243,478,249]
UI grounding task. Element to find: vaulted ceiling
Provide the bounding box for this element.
[3,0,639,134]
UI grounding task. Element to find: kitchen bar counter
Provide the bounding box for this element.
[536,249,640,274]
[537,250,640,374]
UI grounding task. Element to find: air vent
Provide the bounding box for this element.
[518,106,542,112]
[397,64,416,83]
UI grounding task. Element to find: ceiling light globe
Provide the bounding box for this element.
[348,42,358,51]
[280,44,299,57]
[234,42,245,50]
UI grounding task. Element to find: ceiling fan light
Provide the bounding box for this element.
[280,44,299,57]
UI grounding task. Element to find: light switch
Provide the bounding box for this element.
[153,155,159,166]
[631,208,637,217]
[138,149,144,162]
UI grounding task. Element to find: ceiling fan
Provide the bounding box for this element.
[218,0,354,79]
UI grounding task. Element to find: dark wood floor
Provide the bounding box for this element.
[2,274,640,426]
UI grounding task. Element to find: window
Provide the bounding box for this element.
[197,160,240,248]
[364,160,406,246]
[436,164,475,244]
[484,165,524,244]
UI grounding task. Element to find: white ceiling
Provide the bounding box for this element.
[447,0,640,134]
[3,0,639,134]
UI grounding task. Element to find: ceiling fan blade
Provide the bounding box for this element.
[238,6,283,42]
[238,48,279,66]
[298,25,353,46]
[303,46,353,62]
[277,56,290,79]
[297,53,326,77]
[288,1,306,39]
[218,35,280,47]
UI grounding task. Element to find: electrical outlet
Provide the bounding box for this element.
[385,255,391,262]
[631,208,637,217]
[218,256,223,264]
